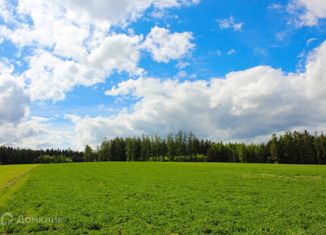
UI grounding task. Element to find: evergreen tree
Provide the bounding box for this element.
[83,145,94,162]
[269,134,280,163]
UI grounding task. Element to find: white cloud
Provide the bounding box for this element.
[0,0,197,101]
[216,50,222,56]
[1,0,326,150]
[88,34,143,75]
[22,34,143,101]
[0,63,69,149]
[268,3,284,11]
[208,50,222,57]
[2,40,325,150]
[0,63,29,124]
[227,49,236,56]
[218,16,243,31]
[1,3,146,101]
[53,0,199,26]
[0,1,145,101]
[67,40,326,149]
[288,0,326,26]
[0,117,74,149]
[0,0,201,149]
[143,26,194,63]
[176,61,190,69]
[306,38,317,46]
[0,0,14,22]
[154,0,200,8]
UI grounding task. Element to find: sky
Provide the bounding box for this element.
[0,0,326,150]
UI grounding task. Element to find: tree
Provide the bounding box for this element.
[83,145,94,162]
[1,130,325,165]
[238,144,247,163]
[151,135,163,161]
[99,139,111,161]
[269,134,280,163]
[110,138,126,161]
[167,133,175,160]
[187,131,199,156]
[125,137,140,161]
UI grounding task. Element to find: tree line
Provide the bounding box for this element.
[83,130,326,164]
[0,147,83,164]
[0,131,325,165]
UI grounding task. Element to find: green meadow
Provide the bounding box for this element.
[0,165,36,205]
[0,162,325,234]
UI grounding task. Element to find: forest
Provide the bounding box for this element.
[0,131,325,165]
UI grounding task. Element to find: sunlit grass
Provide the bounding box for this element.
[0,164,37,201]
[1,162,326,234]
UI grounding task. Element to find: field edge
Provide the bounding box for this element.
[0,165,38,207]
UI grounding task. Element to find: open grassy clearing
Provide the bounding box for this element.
[0,165,37,205]
[0,162,325,234]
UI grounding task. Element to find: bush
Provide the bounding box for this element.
[38,155,73,164]
[173,154,207,162]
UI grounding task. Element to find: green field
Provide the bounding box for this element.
[0,165,36,205]
[0,163,325,234]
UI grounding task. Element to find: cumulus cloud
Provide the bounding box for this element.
[0,0,149,101]
[67,41,326,149]
[0,63,29,124]
[87,34,143,75]
[143,26,194,63]
[0,0,197,101]
[0,0,200,149]
[4,40,324,150]
[0,0,14,22]
[53,0,200,26]
[24,34,143,101]
[154,0,200,8]
[1,0,325,150]
[218,16,243,31]
[0,117,74,149]
[288,0,326,26]
[0,63,69,149]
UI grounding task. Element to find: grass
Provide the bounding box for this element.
[0,164,37,206]
[0,162,326,234]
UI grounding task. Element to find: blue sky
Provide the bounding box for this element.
[0,0,326,149]
[31,0,326,116]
